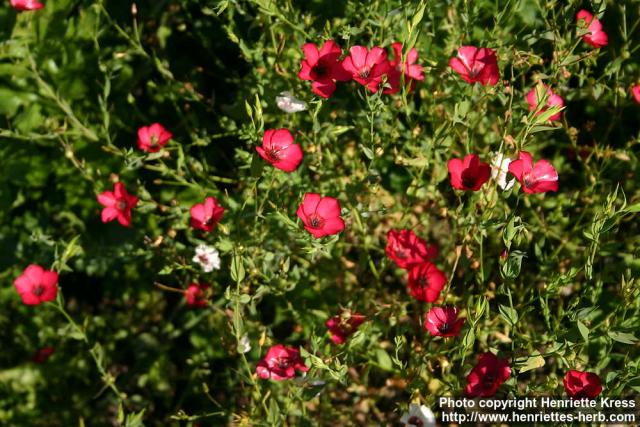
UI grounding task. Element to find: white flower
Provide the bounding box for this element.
[237,334,251,354]
[192,244,221,273]
[400,404,436,427]
[490,152,515,191]
[275,91,307,113]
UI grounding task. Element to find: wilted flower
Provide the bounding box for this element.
[256,345,308,381]
[256,128,303,172]
[385,42,424,94]
[385,229,438,270]
[425,306,465,337]
[465,352,511,397]
[14,264,59,306]
[407,262,447,303]
[563,370,603,399]
[137,123,172,152]
[184,283,209,308]
[97,182,139,227]
[298,40,351,98]
[296,193,345,238]
[33,346,55,363]
[447,154,491,191]
[508,151,558,194]
[190,197,225,232]
[577,10,608,48]
[275,91,307,113]
[341,45,391,93]
[400,404,436,427]
[325,311,366,345]
[10,0,44,11]
[526,84,564,121]
[490,152,515,191]
[449,46,499,86]
[237,334,252,354]
[192,244,221,272]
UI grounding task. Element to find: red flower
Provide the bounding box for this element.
[425,306,465,337]
[448,154,491,191]
[10,0,44,10]
[298,40,351,98]
[33,346,55,364]
[384,42,424,94]
[13,264,58,305]
[385,229,438,270]
[184,283,209,308]
[137,123,172,153]
[577,10,608,48]
[465,352,511,397]
[563,370,603,399]
[631,85,640,104]
[449,46,499,86]
[97,182,139,227]
[325,311,366,345]
[256,344,309,380]
[526,85,564,121]
[256,129,303,172]
[341,46,391,93]
[190,197,225,232]
[296,193,345,239]
[508,151,558,194]
[407,262,447,303]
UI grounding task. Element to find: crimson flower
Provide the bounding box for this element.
[97,182,139,227]
[10,0,43,10]
[385,229,438,270]
[341,46,391,93]
[137,123,172,153]
[190,197,225,232]
[449,46,499,86]
[256,129,303,172]
[563,370,603,399]
[13,264,58,305]
[384,42,424,94]
[33,347,55,364]
[526,85,564,121]
[632,85,640,104]
[577,10,608,48]
[508,151,558,194]
[184,283,209,308]
[296,193,345,239]
[424,306,465,337]
[325,311,366,345]
[465,352,511,397]
[256,344,309,381]
[448,154,491,191]
[298,40,351,98]
[407,262,447,303]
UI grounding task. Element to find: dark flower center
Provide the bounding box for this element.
[204,216,214,226]
[117,200,128,211]
[308,215,325,229]
[266,147,282,162]
[417,276,428,286]
[358,68,371,78]
[312,64,328,78]
[461,170,477,188]
[407,416,424,427]
[150,135,159,147]
[395,248,407,259]
[438,323,450,333]
[33,285,44,296]
[483,373,496,387]
[523,172,535,188]
[277,358,291,370]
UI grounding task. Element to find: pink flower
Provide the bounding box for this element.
[465,352,511,397]
[13,264,58,306]
[577,10,608,48]
[631,85,640,104]
[256,344,309,380]
[508,151,558,194]
[296,193,345,238]
[10,0,44,11]
[184,283,209,308]
[407,262,447,303]
[137,123,172,153]
[298,40,351,98]
[256,129,303,172]
[384,42,424,94]
[385,229,438,270]
[97,182,139,227]
[449,46,499,86]
[341,46,391,93]
[325,311,366,345]
[33,346,55,364]
[447,154,491,191]
[425,306,465,337]
[526,85,564,121]
[563,370,603,399]
[190,197,225,232]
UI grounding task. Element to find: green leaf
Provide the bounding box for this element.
[577,320,590,342]
[608,331,638,344]
[375,348,393,371]
[516,354,545,373]
[499,304,519,326]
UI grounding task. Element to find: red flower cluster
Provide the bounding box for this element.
[190,196,225,232]
[184,283,209,308]
[299,40,424,98]
[296,193,345,239]
[256,129,303,172]
[449,46,500,86]
[256,344,308,381]
[137,123,173,153]
[10,0,43,11]
[577,10,608,48]
[425,306,465,338]
[465,352,511,397]
[13,264,58,306]
[563,370,603,398]
[325,310,366,345]
[97,182,139,227]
